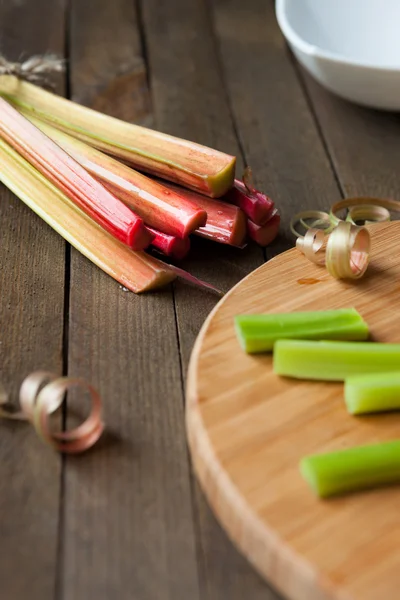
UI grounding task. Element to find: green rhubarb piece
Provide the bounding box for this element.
[301,440,400,497]
[274,340,400,381]
[345,371,400,414]
[235,308,369,353]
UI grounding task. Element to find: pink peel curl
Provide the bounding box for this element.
[1,371,104,453]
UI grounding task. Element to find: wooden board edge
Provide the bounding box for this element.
[185,246,354,600]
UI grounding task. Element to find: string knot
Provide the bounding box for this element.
[0,54,65,88]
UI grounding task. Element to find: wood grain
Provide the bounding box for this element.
[209,0,342,256]
[187,221,400,600]
[0,1,66,599]
[141,0,264,367]
[300,70,400,200]
[62,2,200,599]
[140,1,272,598]
[69,0,152,126]
[142,0,345,596]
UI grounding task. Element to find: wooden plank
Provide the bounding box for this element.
[69,0,152,127]
[0,1,66,599]
[142,0,344,598]
[139,0,273,598]
[61,2,200,599]
[299,71,400,199]
[140,0,264,370]
[209,0,341,256]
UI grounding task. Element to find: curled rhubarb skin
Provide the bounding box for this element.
[0,138,176,293]
[159,181,247,247]
[147,227,191,260]
[23,116,207,239]
[247,210,280,247]
[226,174,275,226]
[0,97,153,250]
[0,76,236,197]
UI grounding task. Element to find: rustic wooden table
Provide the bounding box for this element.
[1,1,399,599]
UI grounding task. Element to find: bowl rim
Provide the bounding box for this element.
[276,0,400,73]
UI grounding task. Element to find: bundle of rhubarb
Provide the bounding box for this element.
[0,75,279,294]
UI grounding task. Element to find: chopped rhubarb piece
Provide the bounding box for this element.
[147,227,191,260]
[157,181,247,247]
[225,167,275,226]
[247,210,280,246]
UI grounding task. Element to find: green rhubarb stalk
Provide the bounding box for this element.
[0,137,175,293]
[22,115,208,239]
[345,371,400,414]
[0,76,235,197]
[235,308,369,353]
[0,95,152,250]
[301,440,400,498]
[274,340,400,381]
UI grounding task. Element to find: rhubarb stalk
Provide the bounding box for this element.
[247,210,280,247]
[158,180,247,247]
[22,116,208,239]
[345,372,400,414]
[236,308,369,354]
[0,76,236,197]
[0,96,152,250]
[301,441,400,498]
[274,340,400,381]
[225,168,275,225]
[0,138,175,292]
[147,227,190,260]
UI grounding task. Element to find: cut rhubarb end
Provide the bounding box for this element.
[226,177,275,226]
[128,221,155,251]
[247,211,280,247]
[205,158,236,198]
[196,200,247,247]
[0,76,236,197]
[21,114,208,239]
[158,181,247,247]
[180,209,207,238]
[147,227,191,260]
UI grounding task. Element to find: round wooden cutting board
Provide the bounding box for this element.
[186,221,400,600]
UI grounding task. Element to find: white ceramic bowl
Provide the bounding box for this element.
[276,0,400,110]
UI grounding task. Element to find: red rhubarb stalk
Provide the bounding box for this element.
[1,137,219,295]
[0,137,175,293]
[157,181,247,247]
[225,167,274,226]
[147,227,191,260]
[247,210,280,246]
[0,97,153,250]
[0,77,236,197]
[22,117,208,239]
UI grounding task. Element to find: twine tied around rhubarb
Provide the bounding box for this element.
[0,54,65,88]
